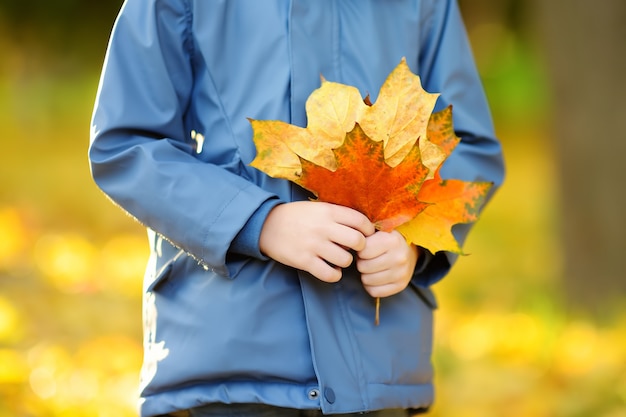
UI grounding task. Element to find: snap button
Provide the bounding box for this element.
[324,387,336,404]
[308,389,320,400]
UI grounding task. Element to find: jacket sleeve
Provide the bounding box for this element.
[413,0,506,286]
[88,0,278,277]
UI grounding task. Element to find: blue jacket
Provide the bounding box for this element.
[89,0,505,415]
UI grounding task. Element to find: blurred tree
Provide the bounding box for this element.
[458,0,527,34]
[0,0,124,70]
[535,0,626,314]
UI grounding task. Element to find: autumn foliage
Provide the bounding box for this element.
[250,58,492,255]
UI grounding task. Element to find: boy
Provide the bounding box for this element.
[89,1,505,415]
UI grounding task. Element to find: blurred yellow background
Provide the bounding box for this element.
[1,1,625,416]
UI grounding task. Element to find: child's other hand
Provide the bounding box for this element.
[259,201,375,283]
[356,230,419,298]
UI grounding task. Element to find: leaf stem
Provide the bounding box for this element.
[375,297,380,326]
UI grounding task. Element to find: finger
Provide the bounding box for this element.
[357,242,386,260]
[317,242,354,269]
[356,255,388,275]
[307,258,343,283]
[329,224,368,252]
[360,269,392,287]
[330,204,375,237]
[363,282,404,298]
[358,230,394,259]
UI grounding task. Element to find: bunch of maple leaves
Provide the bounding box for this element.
[249,59,492,322]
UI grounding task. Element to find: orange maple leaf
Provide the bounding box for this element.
[297,123,430,232]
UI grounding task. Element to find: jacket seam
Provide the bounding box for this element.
[202,184,251,273]
[334,283,369,410]
[188,6,242,172]
[332,0,341,82]
[417,0,437,75]
[182,0,194,66]
[287,0,295,122]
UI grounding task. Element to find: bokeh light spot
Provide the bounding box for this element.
[0,206,28,268]
[0,296,20,342]
[99,234,148,297]
[33,233,98,292]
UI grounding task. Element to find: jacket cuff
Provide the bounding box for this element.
[230,198,283,260]
[414,247,433,275]
[412,248,452,287]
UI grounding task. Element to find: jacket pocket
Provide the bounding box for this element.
[146,249,185,293]
[145,249,254,294]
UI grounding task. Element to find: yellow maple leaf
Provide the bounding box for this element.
[250,58,444,179]
[250,59,493,256]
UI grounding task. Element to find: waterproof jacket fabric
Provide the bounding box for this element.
[89,0,505,415]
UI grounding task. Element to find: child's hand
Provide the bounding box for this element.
[356,230,419,298]
[259,201,375,283]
